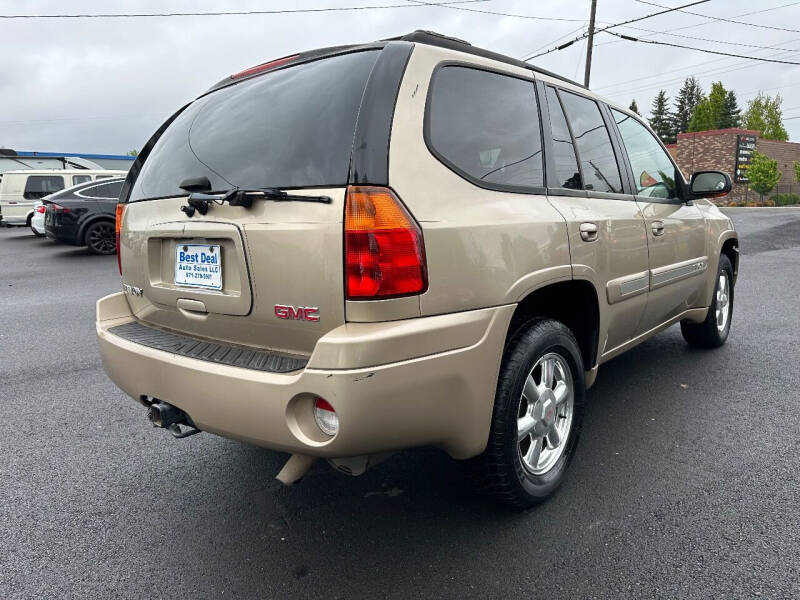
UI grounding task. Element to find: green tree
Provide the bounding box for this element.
[649,90,675,143]
[689,98,715,132]
[127,149,139,157]
[744,93,789,141]
[673,76,703,134]
[688,82,732,132]
[721,90,741,129]
[794,160,800,183]
[629,99,640,115]
[745,150,782,200]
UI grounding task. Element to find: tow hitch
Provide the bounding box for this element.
[146,400,202,439]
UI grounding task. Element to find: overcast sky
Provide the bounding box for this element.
[2,0,799,154]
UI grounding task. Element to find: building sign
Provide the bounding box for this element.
[734,134,757,183]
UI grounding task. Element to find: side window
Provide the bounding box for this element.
[73,175,92,186]
[545,86,581,190]
[427,66,544,189]
[23,176,65,200]
[80,181,123,199]
[96,174,113,180]
[612,109,680,200]
[558,90,623,194]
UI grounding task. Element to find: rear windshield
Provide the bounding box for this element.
[130,50,379,202]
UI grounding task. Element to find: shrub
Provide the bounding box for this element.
[770,193,800,206]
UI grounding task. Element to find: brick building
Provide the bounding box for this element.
[665,128,800,204]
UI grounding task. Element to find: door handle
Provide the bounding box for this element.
[579,222,598,242]
[651,220,665,236]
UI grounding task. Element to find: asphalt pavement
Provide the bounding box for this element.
[1,208,799,599]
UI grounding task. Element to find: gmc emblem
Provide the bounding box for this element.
[274,304,320,322]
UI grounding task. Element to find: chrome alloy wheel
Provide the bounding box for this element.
[517,352,574,476]
[716,271,730,333]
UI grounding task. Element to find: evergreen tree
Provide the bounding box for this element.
[629,99,640,115]
[688,98,715,132]
[721,90,741,129]
[649,90,675,143]
[687,82,744,132]
[673,76,703,135]
[744,93,789,141]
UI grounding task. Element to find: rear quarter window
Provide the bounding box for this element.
[79,180,124,199]
[130,50,380,202]
[426,65,544,191]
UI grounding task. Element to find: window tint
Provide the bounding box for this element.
[130,50,379,202]
[96,174,114,180]
[545,86,581,190]
[558,91,622,194]
[612,109,680,200]
[73,175,92,186]
[24,175,64,199]
[80,180,124,199]
[428,66,543,189]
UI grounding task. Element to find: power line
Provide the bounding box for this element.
[0,0,487,19]
[635,0,800,34]
[403,0,586,21]
[604,30,800,65]
[523,0,711,60]
[616,23,800,53]
[596,1,800,47]
[598,44,800,97]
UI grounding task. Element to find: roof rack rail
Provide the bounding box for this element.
[392,30,586,89]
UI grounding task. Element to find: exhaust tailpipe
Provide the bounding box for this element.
[147,401,201,438]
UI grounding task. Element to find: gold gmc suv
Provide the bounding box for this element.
[97,31,738,507]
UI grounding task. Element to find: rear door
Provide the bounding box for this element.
[541,84,650,355]
[610,110,708,334]
[119,49,385,356]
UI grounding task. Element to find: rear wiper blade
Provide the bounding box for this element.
[188,187,332,209]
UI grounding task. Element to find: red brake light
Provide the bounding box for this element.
[115,203,126,275]
[231,54,299,79]
[50,204,70,213]
[344,186,427,299]
[36,205,46,214]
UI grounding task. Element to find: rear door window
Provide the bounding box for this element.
[24,176,65,199]
[130,50,380,202]
[427,66,543,190]
[558,90,623,194]
[73,175,92,186]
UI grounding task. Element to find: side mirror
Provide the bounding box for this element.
[690,171,732,199]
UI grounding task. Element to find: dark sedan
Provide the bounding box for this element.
[44,178,124,255]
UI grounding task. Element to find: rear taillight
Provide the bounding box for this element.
[50,204,70,213]
[35,205,46,214]
[115,203,125,275]
[344,186,427,299]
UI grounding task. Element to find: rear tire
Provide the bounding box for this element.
[468,318,585,508]
[84,221,116,255]
[680,255,733,348]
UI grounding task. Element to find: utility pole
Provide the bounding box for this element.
[583,0,598,88]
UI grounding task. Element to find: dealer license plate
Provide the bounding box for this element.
[174,244,222,290]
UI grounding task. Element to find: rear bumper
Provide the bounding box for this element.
[97,293,514,459]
